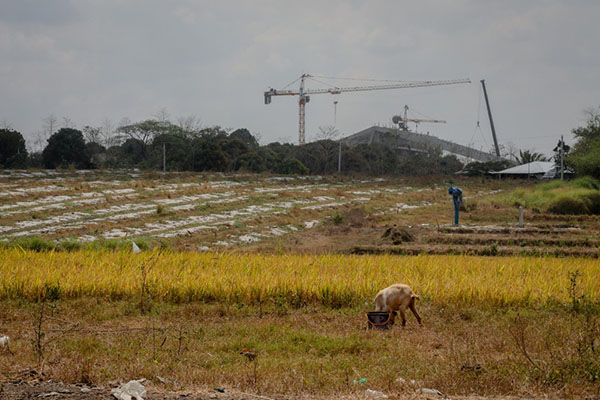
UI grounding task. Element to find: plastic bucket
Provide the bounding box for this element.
[366,311,393,330]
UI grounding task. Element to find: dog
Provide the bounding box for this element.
[374,284,422,326]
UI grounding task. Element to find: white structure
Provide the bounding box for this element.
[490,161,555,179]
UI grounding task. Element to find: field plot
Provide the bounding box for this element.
[2,171,600,399]
[0,169,506,252]
[0,251,599,398]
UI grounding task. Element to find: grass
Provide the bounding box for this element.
[497,177,600,214]
[0,299,598,397]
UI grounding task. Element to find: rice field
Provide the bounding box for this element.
[2,249,598,307]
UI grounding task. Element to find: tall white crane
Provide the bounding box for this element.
[264,74,470,145]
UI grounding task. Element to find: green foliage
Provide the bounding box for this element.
[462,159,514,176]
[0,128,28,168]
[517,149,548,164]
[42,128,91,169]
[501,178,600,214]
[572,176,600,190]
[568,107,600,178]
[13,236,57,252]
[235,151,266,172]
[59,239,83,252]
[275,157,310,175]
[229,128,259,148]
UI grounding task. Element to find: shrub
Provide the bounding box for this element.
[572,176,600,190]
[547,196,589,215]
[15,236,56,252]
[59,239,83,252]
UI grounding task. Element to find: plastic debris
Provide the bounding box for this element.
[409,379,423,387]
[395,377,406,384]
[112,380,146,400]
[131,241,141,254]
[0,335,9,348]
[353,377,367,384]
[214,388,226,393]
[365,389,388,398]
[420,387,445,397]
[240,350,258,361]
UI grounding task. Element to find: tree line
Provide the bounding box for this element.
[1,107,598,177]
[0,118,464,176]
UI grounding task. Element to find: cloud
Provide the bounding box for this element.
[0,0,78,25]
[0,0,599,156]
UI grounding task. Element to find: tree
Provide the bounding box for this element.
[220,138,250,167]
[190,136,228,171]
[117,120,167,147]
[42,114,58,140]
[234,151,266,173]
[275,157,309,175]
[42,128,91,169]
[176,114,202,132]
[552,138,570,168]
[314,125,341,141]
[517,149,548,164]
[145,133,191,171]
[119,138,146,167]
[82,125,102,144]
[568,107,600,178]
[229,128,259,149]
[0,128,28,168]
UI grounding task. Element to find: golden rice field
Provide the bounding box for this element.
[1,249,598,307]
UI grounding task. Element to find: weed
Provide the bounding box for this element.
[332,214,343,225]
[59,239,83,252]
[15,236,56,252]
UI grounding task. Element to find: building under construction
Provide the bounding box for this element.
[341,126,501,164]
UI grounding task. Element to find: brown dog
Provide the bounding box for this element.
[374,284,422,326]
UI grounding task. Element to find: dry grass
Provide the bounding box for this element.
[0,300,598,397]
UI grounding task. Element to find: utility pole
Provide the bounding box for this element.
[480,80,501,158]
[560,135,564,180]
[163,143,166,172]
[338,142,342,173]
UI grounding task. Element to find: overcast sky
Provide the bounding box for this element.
[1,0,598,157]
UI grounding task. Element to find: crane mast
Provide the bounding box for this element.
[480,79,501,157]
[264,74,470,144]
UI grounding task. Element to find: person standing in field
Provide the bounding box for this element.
[448,186,463,226]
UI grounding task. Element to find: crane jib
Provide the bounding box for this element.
[263,75,471,145]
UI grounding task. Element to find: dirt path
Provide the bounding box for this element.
[1,379,270,400]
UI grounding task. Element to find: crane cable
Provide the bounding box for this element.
[310,75,414,84]
[470,85,489,148]
[306,76,340,90]
[281,76,303,90]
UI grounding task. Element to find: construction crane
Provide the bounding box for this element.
[264,74,471,145]
[392,105,446,131]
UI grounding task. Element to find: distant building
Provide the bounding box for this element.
[340,126,500,163]
[489,161,555,179]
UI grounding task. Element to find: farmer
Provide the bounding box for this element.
[448,186,463,225]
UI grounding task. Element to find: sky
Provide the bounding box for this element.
[1,0,599,157]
